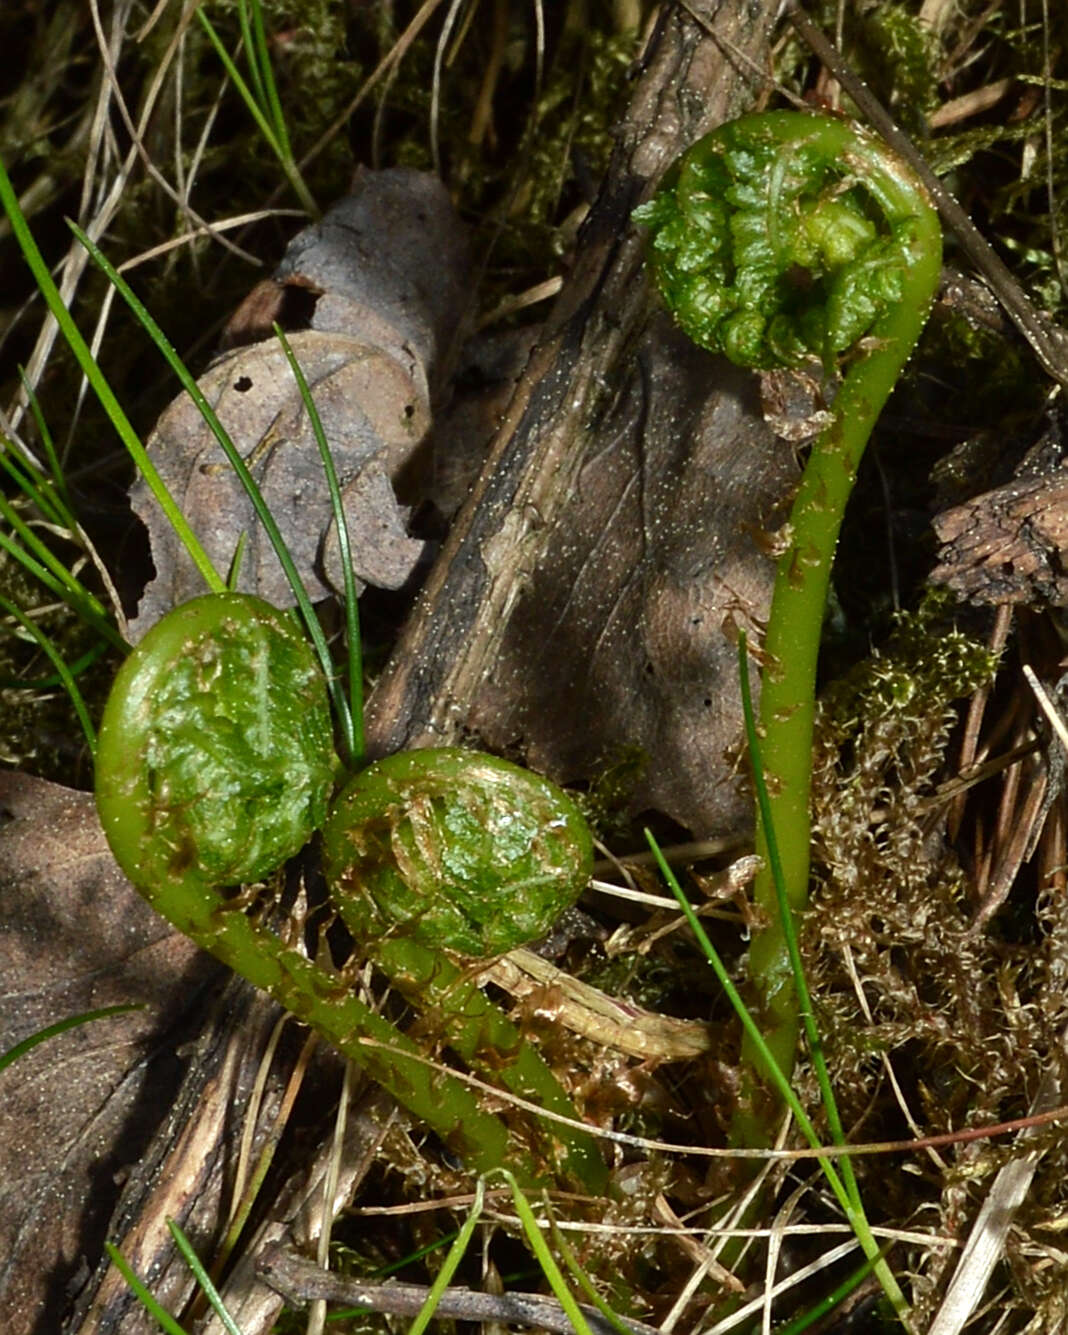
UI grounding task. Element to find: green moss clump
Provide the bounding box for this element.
[810,594,997,967]
[851,3,939,134]
[800,593,1068,1322]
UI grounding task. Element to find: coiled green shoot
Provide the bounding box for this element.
[635,110,941,1083]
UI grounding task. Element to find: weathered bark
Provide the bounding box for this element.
[366,0,794,836]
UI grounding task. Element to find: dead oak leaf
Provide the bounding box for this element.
[0,771,215,1334]
[130,169,471,638]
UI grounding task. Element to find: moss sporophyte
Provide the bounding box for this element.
[94,592,605,1191]
[633,110,941,1094]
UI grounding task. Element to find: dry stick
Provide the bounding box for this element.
[257,1243,662,1335]
[789,5,1068,388]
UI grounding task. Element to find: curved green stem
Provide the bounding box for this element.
[635,111,942,1086]
[323,749,607,1191]
[95,598,549,1185]
[136,871,539,1184]
[748,127,941,1080]
[375,936,608,1192]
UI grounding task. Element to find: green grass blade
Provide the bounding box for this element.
[0,156,225,601]
[407,1178,485,1335]
[0,487,114,628]
[548,1208,632,1335]
[2,409,72,529]
[274,324,361,762]
[774,1243,893,1335]
[0,1004,141,1075]
[166,1219,243,1335]
[224,532,248,591]
[0,525,125,652]
[0,446,67,529]
[196,5,284,159]
[643,831,840,1175]
[644,830,908,1318]
[196,4,316,216]
[502,1174,594,1335]
[69,224,348,735]
[247,0,292,160]
[236,0,270,133]
[0,594,97,754]
[0,637,108,690]
[103,1245,187,1335]
[19,369,74,504]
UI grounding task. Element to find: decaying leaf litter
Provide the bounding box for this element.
[2,1,1068,1332]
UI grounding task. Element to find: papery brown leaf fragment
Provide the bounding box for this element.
[0,771,211,1335]
[482,946,715,1060]
[130,169,471,637]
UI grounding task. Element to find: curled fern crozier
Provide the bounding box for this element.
[633,110,932,370]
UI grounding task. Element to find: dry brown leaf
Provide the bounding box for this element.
[469,324,795,837]
[0,771,213,1333]
[130,169,471,637]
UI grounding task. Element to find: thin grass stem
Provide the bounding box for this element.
[407,1178,485,1335]
[0,1004,141,1075]
[548,1205,633,1335]
[70,224,352,738]
[0,638,108,691]
[274,325,362,764]
[644,832,908,1319]
[0,489,112,631]
[103,1245,187,1335]
[0,595,97,754]
[165,1219,243,1335]
[247,0,293,161]
[501,1173,595,1335]
[0,450,68,529]
[0,525,124,652]
[774,1243,893,1335]
[0,156,225,601]
[19,373,74,509]
[196,4,317,217]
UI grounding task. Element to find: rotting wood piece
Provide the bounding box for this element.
[365,0,793,838]
[932,406,1068,609]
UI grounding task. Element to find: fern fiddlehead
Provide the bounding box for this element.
[635,111,942,1079]
[323,747,607,1190]
[95,596,604,1188]
[95,592,339,895]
